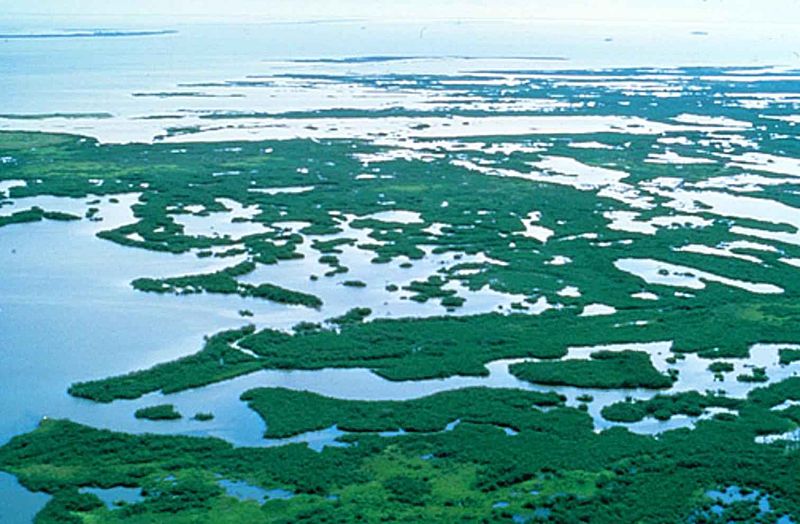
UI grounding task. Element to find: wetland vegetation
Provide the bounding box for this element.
[509,350,674,389]
[132,262,323,308]
[134,404,182,421]
[0,207,80,228]
[4,381,800,523]
[3,61,800,522]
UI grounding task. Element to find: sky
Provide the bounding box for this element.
[1,0,799,25]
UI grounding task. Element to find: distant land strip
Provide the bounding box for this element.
[0,29,177,39]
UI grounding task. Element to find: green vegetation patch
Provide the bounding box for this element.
[708,361,735,374]
[737,367,768,383]
[134,404,182,421]
[509,350,674,389]
[0,206,80,228]
[329,307,372,325]
[601,391,740,423]
[69,326,261,402]
[779,348,800,365]
[4,381,800,523]
[240,387,565,438]
[749,377,800,407]
[132,261,322,308]
[67,297,800,404]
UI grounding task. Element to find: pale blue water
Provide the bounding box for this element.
[0,473,50,524]
[218,479,293,503]
[1,20,797,117]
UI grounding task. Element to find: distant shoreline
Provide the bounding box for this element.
[0,29,177,39]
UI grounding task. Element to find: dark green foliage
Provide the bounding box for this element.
[779,348,800,365]
[403,275,463,307]
[601,392,740,422]
[240,387,565,437]
[43,210,81,222]
[510,351,673,389]
[238,313,575,381]
[749,377,800,407]
[441,295,466,308]
[383,476,431,506]
[68,326,259,402]
[329,307,372,325]
[293,321,323,334]
[708,361,735,374]
[134,404,182,421]
[0,418,361,496]
[4,381,800,523]
[132,261,322,308]
[0,206,80,228]
[311,238,355,254]
[247,283,322,308]
[317,255,339,266]
[69,297,800,403]
[35,489,103,524]
[737,367,768,383]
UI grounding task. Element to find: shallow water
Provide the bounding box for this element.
[0,472,50,524]
[1,18,797,143]
[218,479,294,503]
[614,257,784,295]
